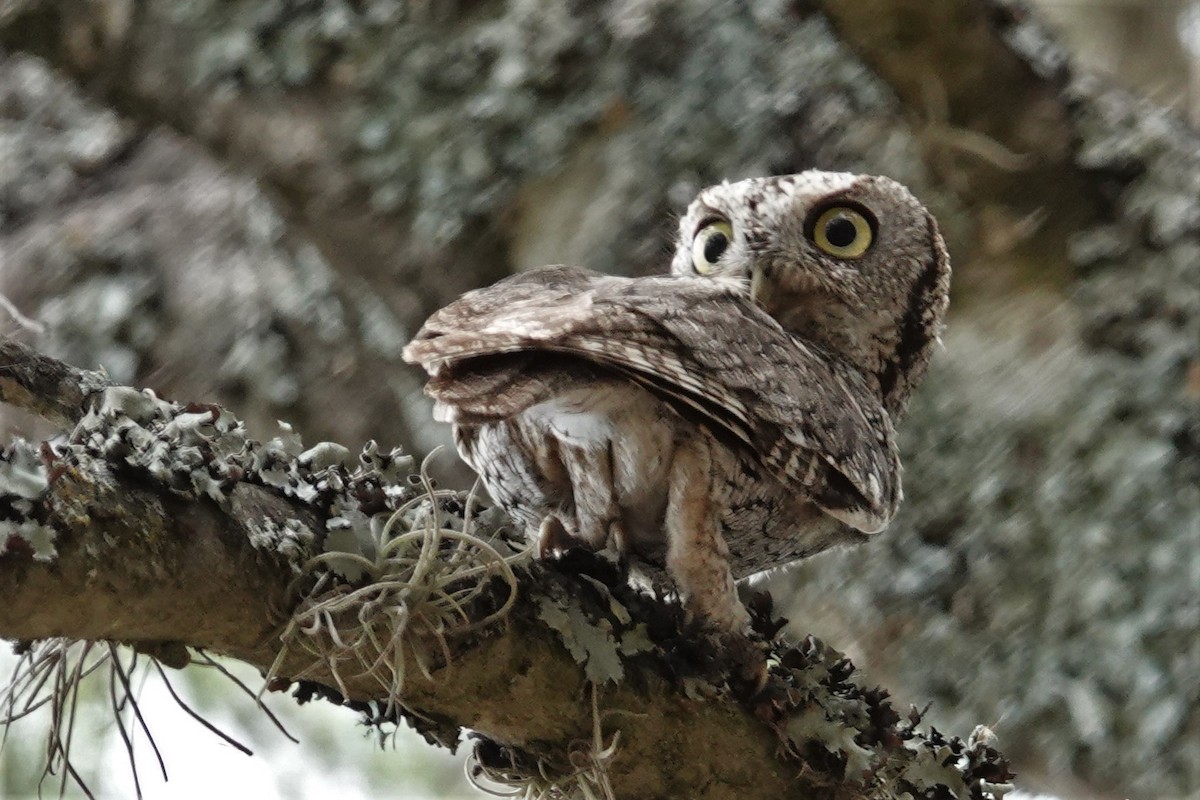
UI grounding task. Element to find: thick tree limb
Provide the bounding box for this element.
[0,338,1013,799]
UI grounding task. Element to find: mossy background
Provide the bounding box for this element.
[1,1,1197,798]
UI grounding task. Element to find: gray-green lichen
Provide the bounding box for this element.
[150,0,945,267]
[46,384,433,578]
[534,571,655,686]
[0,438,54,560]
[0,55,134,229]
[762,636,1015,799]
[0,52,418,452]
[475,604,1012,796]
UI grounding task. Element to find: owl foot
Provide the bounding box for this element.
[676,590,769,693]
[721,631,771,698]
[537,515,579,559]
[602,519,629,559]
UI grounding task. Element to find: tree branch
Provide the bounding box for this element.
[0,339,1014,798]
[0,339,108,427]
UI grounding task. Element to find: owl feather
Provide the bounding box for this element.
[404,266,899,532]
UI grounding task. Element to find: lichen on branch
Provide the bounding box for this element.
[0,339,1013,799]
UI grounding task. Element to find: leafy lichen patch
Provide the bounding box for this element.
[0,438,55,560]
[758,631,1015,800]
[58,385,433,574]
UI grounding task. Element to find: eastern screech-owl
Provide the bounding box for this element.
[403,172,950,632]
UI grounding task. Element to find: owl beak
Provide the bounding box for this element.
[750,265,775,313]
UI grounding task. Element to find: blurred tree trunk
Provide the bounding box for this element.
[0,1,1196,798]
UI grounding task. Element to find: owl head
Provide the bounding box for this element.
[670,171,951,418]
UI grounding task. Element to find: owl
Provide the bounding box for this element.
[403,172,950,633]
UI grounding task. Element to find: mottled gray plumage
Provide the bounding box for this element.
[403,171,950,631]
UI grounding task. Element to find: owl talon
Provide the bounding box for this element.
[722,631,771,697]
[537,515,577,559]
[603,519,628,558]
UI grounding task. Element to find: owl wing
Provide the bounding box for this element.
[403,266,900,533]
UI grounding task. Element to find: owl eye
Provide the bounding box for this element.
[811,205,874,259]
[691,220,735,274]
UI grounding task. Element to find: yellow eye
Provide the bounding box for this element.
[691,220,734,275]
[812,206,874,258]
